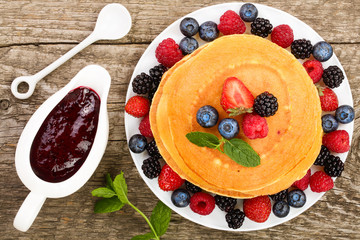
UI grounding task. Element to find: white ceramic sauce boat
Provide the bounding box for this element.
[13,65,111,232]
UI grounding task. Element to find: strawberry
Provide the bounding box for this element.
[139,114,153,138]
[319,87,338,112]
[125,96,150,118]
[310,171,334,192]
[292,169,311,191]
[243,196,271,223]
[220,77,254,116]
[158,164,185,191]
[322,130,350,153]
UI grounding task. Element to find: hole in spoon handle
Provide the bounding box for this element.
[11,77,36,100]
[13,191,46,232]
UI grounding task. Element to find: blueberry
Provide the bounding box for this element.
[239,3,258,22]
[313,41,333,62]
[321,114,339,133]
[287,190,306,208]
[218,118,239,139]
[273,201,290,218]
[129,134,147,153]
[179,37,199,55]
[335,105,355,124]
[171,189,191,207]
[196,105,219,128]
[180,17,199,37]
[199,21,219,42]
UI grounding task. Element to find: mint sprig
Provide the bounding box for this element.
[186,132,260,167]
[92,172,172,240]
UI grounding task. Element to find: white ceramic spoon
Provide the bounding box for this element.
[13,65,111,232]
[11,3,131,99]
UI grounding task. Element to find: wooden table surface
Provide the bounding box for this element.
[1,0,359,239]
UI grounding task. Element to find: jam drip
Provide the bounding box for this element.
[30,87,100,183]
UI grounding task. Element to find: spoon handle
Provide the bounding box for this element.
[13,191,46,232]
[11,33,98,99]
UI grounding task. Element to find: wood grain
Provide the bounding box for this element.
[0,0,359,239]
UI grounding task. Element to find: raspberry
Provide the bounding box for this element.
[324,155,344,177]
[322,130,350,153]
[242,113,269,139]
[218,10,246,35]
[319,87,339,112]
[291,169,311,191]
[243,196,271,223]
[139,114,153,138]
[158,164,185,191]
[125,96,150,118]
[310,171,334,192]
[190,192,215,215]
[271,24,294,48]
[303,60,324,83]
[155,38,183,68]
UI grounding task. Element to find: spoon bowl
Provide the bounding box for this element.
[13,65,111,232]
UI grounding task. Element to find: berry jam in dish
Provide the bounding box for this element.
[30,87,100,183]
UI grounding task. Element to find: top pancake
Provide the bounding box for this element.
[150,34,322,198]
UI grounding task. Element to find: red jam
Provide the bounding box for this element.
[30,87,100,183]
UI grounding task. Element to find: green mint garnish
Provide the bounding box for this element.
[186,131,260,167]
[92,172,172,240]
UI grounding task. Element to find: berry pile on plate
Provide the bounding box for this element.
[126,3,354,229]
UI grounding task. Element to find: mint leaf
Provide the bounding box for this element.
[131,233,155,240]
[150,201,172,236]
[91,187,116,198]
[223,138,260,167]
[113,171,129,204]
[94,197,124,213]
[186,132,220,149]
[105,173,114,190]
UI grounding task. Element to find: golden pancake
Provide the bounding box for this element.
[150,34,322,197]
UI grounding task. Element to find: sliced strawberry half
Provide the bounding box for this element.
[220,77,254,116]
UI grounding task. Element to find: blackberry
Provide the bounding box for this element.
[185,180,202,193]
[323,66,344,88]
[225,209,245,229]
[253,91,278,117]
[215,195,237,212]
[250,18,273,38]
[141,157,161,179]
[314,145,330,166]
[146,140,162,159]
[149,64,167,87]
[132,72,153,94]
[270,189,288,202]
[291,39,313,59]
[148,86,157,102]
[324,155,344,177]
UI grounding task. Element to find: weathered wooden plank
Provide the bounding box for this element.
[0,0,359,46]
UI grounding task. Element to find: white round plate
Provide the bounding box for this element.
[124,2,353,231]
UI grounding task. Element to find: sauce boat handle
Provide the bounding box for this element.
[13,191,46,232]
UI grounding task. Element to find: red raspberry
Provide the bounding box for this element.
[125,96,150,118]
[242,113,268,139]
[139,114,153,138]
[322,130,350,153]
[319,87,338,112]
[271,24,294,48]
[243,196,271,223]
[155,38,183,68]
[190,192,215,215]
[310,171,334,192]
[292,169,311,191]
[218,10,246,35]
[303,60,324,83]
[158,164,185,191]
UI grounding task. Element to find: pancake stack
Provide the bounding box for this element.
[150,34,322,198]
